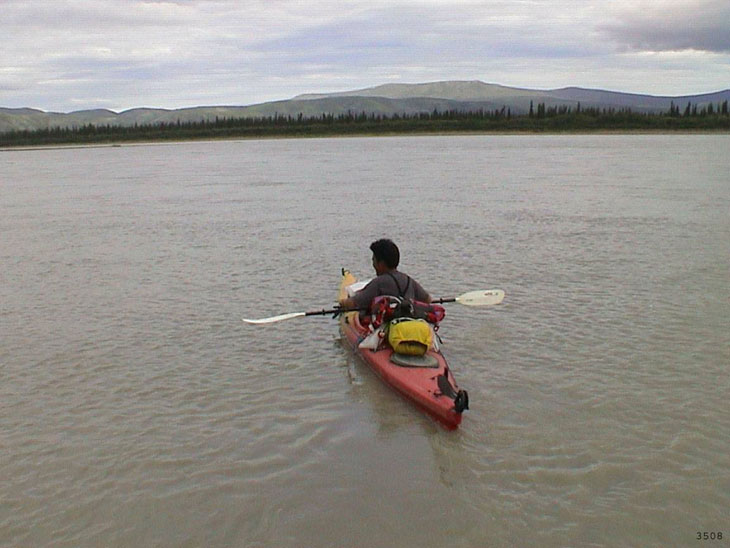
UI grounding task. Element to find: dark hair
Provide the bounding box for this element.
[370,239,400,269]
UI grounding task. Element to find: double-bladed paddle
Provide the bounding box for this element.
[242,289,504,325]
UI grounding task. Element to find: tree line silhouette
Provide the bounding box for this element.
[2,101,728,147]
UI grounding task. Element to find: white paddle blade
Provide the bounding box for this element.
[242,312,306,325]
[455,289,505,306]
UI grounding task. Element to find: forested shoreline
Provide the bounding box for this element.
[2,101,729,147]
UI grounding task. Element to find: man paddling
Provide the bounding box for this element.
[339,239,431,315]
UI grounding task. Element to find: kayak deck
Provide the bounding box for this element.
[338,270,468,429]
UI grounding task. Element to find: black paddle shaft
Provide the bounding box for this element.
[430,297,456,304]
[304,306,367,317]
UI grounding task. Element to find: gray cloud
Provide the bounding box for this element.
[600,0,730,53]
[1,0,728,111]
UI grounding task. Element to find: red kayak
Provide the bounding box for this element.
[338,269,468,429]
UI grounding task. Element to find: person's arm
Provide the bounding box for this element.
[339,278,378,310]
[412,279,432,303]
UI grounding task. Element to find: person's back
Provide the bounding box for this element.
[351,270,429,309]
[339,239,431,314]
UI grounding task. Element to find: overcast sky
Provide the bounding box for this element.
[2,0,728,112]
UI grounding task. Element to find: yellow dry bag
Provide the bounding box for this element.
[387,318,432,356]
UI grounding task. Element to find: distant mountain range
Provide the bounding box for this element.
[2,80,729,134]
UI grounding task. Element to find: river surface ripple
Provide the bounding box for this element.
[1,135,729,547]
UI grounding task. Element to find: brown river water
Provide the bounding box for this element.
[2,134,729,547]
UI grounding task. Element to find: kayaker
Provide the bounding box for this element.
[339,239,431,315]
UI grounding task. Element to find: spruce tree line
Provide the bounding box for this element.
[2,101,729,147]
